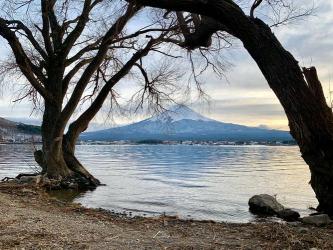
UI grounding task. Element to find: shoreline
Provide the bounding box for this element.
[0,183,332,249]
[0,141,296,146]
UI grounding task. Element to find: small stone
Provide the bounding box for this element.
[68,182,79,189]
[288,221,302,227]
[290,239,302,245]
[35,175,43,184]
[301,214,332,226]
[297,227,309,233]
[21,188,31,193]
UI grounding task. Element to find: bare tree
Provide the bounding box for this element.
[0,0,228,189]
[0,0,176,188]
[126,0,333,216]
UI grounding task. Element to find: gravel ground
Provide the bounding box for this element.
[0,183,333,249]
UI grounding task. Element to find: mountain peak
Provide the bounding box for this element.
[149,105,214,123]
[82,105,292,141]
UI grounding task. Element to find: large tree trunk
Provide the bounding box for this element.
[41,102,72,179]
[215,9,333,215]
[242,20,333,214]
[35,101,100,189]
[132,0,333,215]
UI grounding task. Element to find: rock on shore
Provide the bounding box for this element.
[249,194,300,221]
[301,214,332,226]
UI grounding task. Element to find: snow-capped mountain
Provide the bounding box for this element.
[150,105,213,123]
[81,105,292,141]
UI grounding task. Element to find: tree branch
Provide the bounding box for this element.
[0,18,53,102]
[59,3,141,126]
[62,58,94,97]
[61,0,96,58]
[65,38,102,66]
[65,38,156,147]
[41,0,54,54]
[250,0,264,18]
[5,20,48,59]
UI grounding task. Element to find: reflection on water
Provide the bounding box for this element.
[0,144,317,222]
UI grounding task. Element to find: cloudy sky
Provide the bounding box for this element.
[0,0,332,130]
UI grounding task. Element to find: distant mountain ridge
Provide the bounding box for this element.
[81,105,292,142]
[0,117,41,140]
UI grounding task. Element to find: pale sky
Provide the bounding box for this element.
[0,0,332,130]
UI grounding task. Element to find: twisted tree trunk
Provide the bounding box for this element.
[62,135,100,187]
[41,102,72,179]
[34,101,100,189]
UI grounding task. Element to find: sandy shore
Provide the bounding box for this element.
[0,183,332,249]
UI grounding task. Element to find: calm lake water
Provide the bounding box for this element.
[0,144,317,222]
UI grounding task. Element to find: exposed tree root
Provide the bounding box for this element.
[31,149,101,190]
[63,151,101,187]
[44,174,97,190]
[1,177,15,182]
[16,173,40,179]
[1,173,99,191]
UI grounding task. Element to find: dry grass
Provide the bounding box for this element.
[0,182,333,249]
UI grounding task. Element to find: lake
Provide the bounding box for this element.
[0,144,317,222]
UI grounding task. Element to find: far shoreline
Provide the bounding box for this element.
[0,140,297,146]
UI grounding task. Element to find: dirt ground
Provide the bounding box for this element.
[0,183,333,249]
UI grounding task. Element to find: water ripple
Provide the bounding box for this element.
[0,144,317,222]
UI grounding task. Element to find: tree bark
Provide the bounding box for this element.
[37,93,100,189]
[132,0,333,215]
[41,102,72,179]
[62,135,101,187]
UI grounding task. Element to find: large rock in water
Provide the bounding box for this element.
[249,194,300,221]
[249,194,284,215]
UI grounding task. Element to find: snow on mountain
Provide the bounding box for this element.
[81,105,292,142]
[149,105,214,123]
